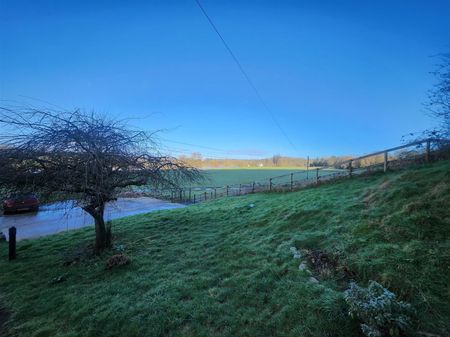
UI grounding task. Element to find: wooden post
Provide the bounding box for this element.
[226,185,229,196]
[252,181,255,193]
[189,188,192,202]
[269,178,273,191]
[179,189,182,202]
[349,160,353,177]
[193,194,196,204]
[306,156,309,179]
[383,151,388,173]
[426,139,431,163]
[290,173,293,191]
[214,188,217,199]
[239,184,241,195]
[204,191,207,201]
[9,227,16,261]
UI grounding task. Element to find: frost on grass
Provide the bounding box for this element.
[308,277,319,284]
[289,247,315,277]
[49,274,67,284]
[344,281,414,337]
[61,244,95,266]
[298,262,309,272]
[289,246,302,259]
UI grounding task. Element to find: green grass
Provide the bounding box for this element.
[196,169,309,187]
[1,160,449,337]
[196,168,341,187]
[183,168,341,201]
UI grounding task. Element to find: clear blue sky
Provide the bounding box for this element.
[1,0,449,158]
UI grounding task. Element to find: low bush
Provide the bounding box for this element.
[344,281,415,337]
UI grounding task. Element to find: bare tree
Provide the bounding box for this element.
[0,106,200,253]
[272,154,281,167]
[426,53,450,138]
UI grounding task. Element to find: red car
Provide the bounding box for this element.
[2,193,39,214]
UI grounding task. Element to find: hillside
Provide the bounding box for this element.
[1,160,449,337]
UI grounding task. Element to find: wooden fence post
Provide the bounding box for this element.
[348,160,353,177]
[269,178,273,191]
[426,139,431,163]
[189,188,192,202]
[315,168,319,184]
[306,156,309,179]
[252,181,255,193]
[214,188,217,199]
[179,189,183,202]
[384,151,388,173]
[9,227,16,261]
[239,184,241,195]
[193,194,196,204]
[290,173,293,191]
[204,191,207,201]
[226,185,229,196]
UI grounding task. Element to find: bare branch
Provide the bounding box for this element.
[0,106,201,253]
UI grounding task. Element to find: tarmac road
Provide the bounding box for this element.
[0,197,184,241]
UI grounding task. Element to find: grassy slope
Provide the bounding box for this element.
[1,161,449,337]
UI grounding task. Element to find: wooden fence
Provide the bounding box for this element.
[143,138,449,204]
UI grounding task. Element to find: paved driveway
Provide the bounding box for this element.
[0,197,184,241]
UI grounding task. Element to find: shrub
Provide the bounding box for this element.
[344,281,414,337]
[106,254,130,270]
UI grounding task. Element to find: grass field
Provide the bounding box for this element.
[1,160,449,337]
[191,168,341,188]
[178,168,341,202]
[197,169,309,187]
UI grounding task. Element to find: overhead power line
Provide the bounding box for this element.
[194,0,299,154]
[160,138,232,154]
[165,148,228,160]
[161,137,266,157]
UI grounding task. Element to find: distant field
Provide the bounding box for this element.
[192,168,341,188]
[177,168,343,202]
[194,169,308,187]
[135,168,342,201]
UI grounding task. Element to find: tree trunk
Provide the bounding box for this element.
[105,220,112,248]
[93,212,106,254]
[84,203,108,254]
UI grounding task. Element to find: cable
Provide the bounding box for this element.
[160,137,265,158]
[165,147,256,160]
[164,148,230,159]
[160,138,233,154]
[194,0,299,153]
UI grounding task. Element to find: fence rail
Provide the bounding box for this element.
[130,138,449,204]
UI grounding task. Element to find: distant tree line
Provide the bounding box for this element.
[178,150,434,170]
[178,154,354,169]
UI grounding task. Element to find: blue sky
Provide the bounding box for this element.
[1,0,449,158]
